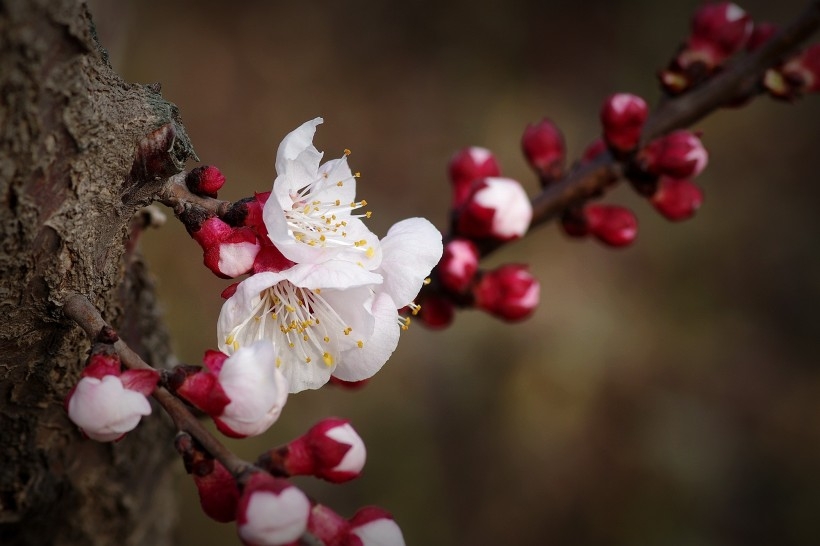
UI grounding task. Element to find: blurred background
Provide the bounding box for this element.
[88,1,820,544]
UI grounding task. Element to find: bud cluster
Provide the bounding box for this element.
[416,145,540,328]
[174,419,403,546]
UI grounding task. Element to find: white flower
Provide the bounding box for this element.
[215,341,289,437]
[67,375,152,442]
[262,118,382,267]
[218,219,442,393]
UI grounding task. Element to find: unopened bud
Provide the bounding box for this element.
[276,418,367,484]
[236,474,310,546]
[193,459,241,523]
[600,93,649,153]
[688,2,752,64]
[473,264,539,322]
[416,293,455,329]
[186,165,226,198]
[439,239,480,294]
[586,204,638,247]
[456,177,532,241]
[447,147,501,207]
[638,130,708,179]
[780,44,820,95]
[189,217,260,278]
[521,118,565,182]
[347,506,406,546]
[650,177,704,221]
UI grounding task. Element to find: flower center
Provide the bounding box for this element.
[225,281,363,369]
[284,161,373,256]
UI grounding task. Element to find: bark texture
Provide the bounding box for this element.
[0,0,195,543]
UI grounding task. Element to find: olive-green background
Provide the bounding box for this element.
[88,1,820,544]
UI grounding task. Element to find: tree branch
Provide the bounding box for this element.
[524,0,820,241]
[62,292,254,480]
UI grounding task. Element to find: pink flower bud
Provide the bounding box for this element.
[456,177,532,241]
[285,418,367,483]
[639,130,708,179]
[175,342,288,438]
[600,93,649,153]
[521,118,565,180]
[186,165,226,198]
[439,239,480,293]
[237,474,310,546]
[650,177,704,221]
[417,293,455,329]
[447,147,501,207]
[66,371,156,442]
[347,506,406,546]
[191,217,261,278]
[193,459,241,523]
[688,2,752,63]
[781,44,820,94]
[473,264,540,322]
[585,205,638,247]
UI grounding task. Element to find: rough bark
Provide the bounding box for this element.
[0,0,195,543]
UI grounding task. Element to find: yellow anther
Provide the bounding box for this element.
[322,352,333,366]
[275,357,282,368]
[306,356,312,363]
[232,341,239,350]
[289,342,295,348]
[344,148,351,156]
[319,235,326,241]
[337,181,344,187]
[226,334,235,345]
[285,305,296,313]
[360,200,367,206]
[423,277,432,285]
[354,172,361,178]
[365,211,372,218]
[357,340,364,348]
[323,336,330,342]
[343,327,352,335]
[366,247,375,258]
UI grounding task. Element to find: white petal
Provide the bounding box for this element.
[333,292,400,382]
[279,261,382,291]
[326,423,367,474]
[351,518,406,546]
[240,488,310,545]
[378,217,443,307]
[68,376,151,442]
[217,341,289,436]
[275,117,323,175]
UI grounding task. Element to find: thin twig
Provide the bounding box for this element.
[155,172,232,217]
[62,292,254,479]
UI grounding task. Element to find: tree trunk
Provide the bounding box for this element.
[0,1,196,543]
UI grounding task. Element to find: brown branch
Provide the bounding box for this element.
[62,292,253,480]
[515,0,820,246]
[155,171,232,217]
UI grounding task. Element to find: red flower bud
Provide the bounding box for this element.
[439,239,480,293]
[283,418,367,484]
[456,177,532,241]
[186,165,226,198]
[650,177,704,221]
[639,130,708,179]
[416,293,455,329]
[236,474,310,546]
[600,93,649,153]
[688,2,752,63]
[473,264,540,322]
[193,460,241,523]
[447,147,501,207]
[586,205,638,247]
[781,43,820,94]
[521,118,565,181]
